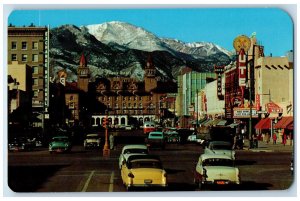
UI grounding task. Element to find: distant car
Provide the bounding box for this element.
[166,132,181,143]
[187,133,205,145]
[204,141,235,160]
[49,136,72,153]
[145,131,165,149]
[143,121,156,135]
[194,154,240,189]
[84,134,101,149]
[125,125,134,130]
[120,154,167,190]
[8,137,35,151]
[118,144,149,169]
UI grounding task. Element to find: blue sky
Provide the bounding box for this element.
[8,8,294,56]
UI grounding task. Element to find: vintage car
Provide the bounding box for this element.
[8,137,35,151]
[187,133,205,145]
[194,154,240,189]
[165,132,181,143]
[121,154,167,190]
[145,131,166,149]
[49,136,72,153]
[118,144,149,169]
[204,141,235,160]
[83,134,101,149]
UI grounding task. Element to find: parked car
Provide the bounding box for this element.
[83,134,101,149]
[187,133,205,145]
[145,131,165,149]
[118,144,149,169]
[8,137,35,151]
[194,154,240,189]
[166,132,181,143]
[120,154,167,190]
[49,136,72,153]
[204,141,235,160]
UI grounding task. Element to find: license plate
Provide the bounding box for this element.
[144,179,153,184]
[216,181,226,185]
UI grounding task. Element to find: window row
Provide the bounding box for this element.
[98,96,153,101]
[11,41,39,50]
[11,54,39,62]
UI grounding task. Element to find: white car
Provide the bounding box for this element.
[204,141,235,160]
[194,154,240,189]
[83,134,101,149]
[118,144,149,169]
[187,133,205,144]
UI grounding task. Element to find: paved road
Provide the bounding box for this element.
[7,140,294,193]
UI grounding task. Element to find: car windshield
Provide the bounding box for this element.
[123,148,148,154]
[212,144,232,150]
[86,136,99,139]
[203,158,233,166]
[150,134,162,137]
[129,160,162,169]
[53,138,68,142]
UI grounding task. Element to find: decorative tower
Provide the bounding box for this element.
[144,54,157,92]
[77,53,90,92]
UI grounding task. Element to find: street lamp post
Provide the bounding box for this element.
[103,109,110,157]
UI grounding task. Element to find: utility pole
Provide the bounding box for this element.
[103,110,110,157]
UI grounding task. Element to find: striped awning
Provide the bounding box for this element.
[274,116,293,129]
[255,118,272,130]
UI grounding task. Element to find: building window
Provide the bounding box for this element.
[32,66,39,74]
[11,54,17,61]
[33,90,38,98]
[22,54,27,62]
[69,102,75,109]
[32,41,38,50]
[11,41,17,50]
[33,78,38,86]
[32,54,38,62]
[21,42,27,50]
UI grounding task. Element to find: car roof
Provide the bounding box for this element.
[200,153,233,160]
[86,134,99,137]
[149,131,163,134]
[122,144,148,151]
[53,136,69,138]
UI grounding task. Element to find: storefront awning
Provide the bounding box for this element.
[216,120,227,126]
[286,122,293,130]
[274,116,293,129]
[255,118,272,130]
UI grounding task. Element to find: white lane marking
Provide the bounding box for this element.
[81,170,95,192]
[108,171,115,192]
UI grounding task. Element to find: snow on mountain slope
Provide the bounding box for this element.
[84,21,169,52]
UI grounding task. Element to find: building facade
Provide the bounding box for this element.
[8,25,50,127]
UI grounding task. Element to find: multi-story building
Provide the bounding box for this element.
[91,55,177,127]
[8,25,50,127]
[177,68,216,117]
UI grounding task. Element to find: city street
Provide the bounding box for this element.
[7,135,293,193]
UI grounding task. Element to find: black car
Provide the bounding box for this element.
[8,137,35,151]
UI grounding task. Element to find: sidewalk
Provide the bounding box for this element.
[242,139,294,153]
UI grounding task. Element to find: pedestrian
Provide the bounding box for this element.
[283,134,287,146]
[109,133,114,150]
[272,134,277,144]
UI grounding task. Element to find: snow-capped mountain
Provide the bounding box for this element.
[85,21,171,52]
[49,21,232,82]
